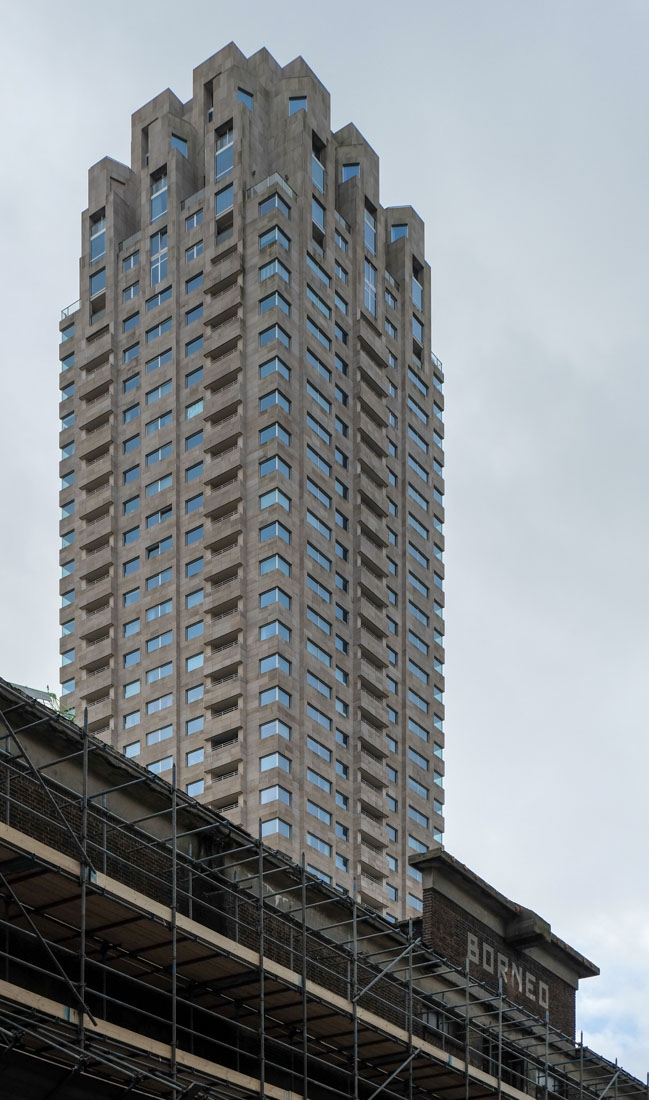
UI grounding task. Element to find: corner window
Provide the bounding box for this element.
[171,134,188,157]
[289,96,307,115]
[237,88,253,110]
[151,170,168,222]
[342,163,360,182]
[391,224,408,242]
[364,204,377,254]
[90,211,106,262]
[215,123,234,180]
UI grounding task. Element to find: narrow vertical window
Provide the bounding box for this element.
[364,260,376,316]
[151,170,168,222]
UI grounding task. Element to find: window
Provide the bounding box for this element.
[259,192,291,218]
[186,272,203,294]
[146,566,172,591]
[335,292,347,315]
[260,389,290,414]
[259,718,291,743]
[261,818,291,838]
[342,163,360,181]
[289,95,307,114]
[260,621,291,644]
[148,756,173,775]
[335,261,348,285]
[307,768,331,794]
[259,520,290,544]
[259,226,290,251]
[307,832,332,858]
[260,752,291,773]
[151,171,167,221]
[123,250,139,272]
[364,204,377,253]
[237,87,253,109]
[150,230,168,285]
[306,542,331,572]
[146,411,172,435]
[185,240,203,263]
[260,653,291,675]
[312,196,325,230]
[185,209,203,231]
[260,455,291,479]
[260,422,291,446]
[146,348,172,375]
[215,123,233,180]
[147,535,173,559]
[259,586,291,609]
[215,183,234,215]
[146,442,173,466]
[260,784,291,806]
[186,303,203,326]
[185,335,203,356]
[185,430,202,451]
[364,260,376,315]
[259,324,290,350]
[260,290,290,316]
[260,258,290,284]
[307,444,331,477]
[186,366,203,388]
[306,284,330,318]
[260,553,291,577]
[391,224,408,242]
[90,211,106,261]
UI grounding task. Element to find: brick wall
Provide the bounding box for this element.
[423,889,576,1037]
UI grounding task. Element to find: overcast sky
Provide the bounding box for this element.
[1,0,647,1077]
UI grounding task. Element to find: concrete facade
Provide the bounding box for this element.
[58,44,446,920]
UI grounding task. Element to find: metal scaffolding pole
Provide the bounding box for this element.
[301,854,308,1100]
[258,820,265,1100]
[171,765,178,1082]
[79,707,89,1053]
[353,881,359,1100]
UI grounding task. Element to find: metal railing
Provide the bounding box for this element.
[61,299,81,320]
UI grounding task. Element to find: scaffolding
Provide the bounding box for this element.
[0,679,646,1100]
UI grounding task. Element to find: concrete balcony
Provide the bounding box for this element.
[204,672,242,712]
[358,689,387,729]
[80,447,112,485]
[358,782,387,819]
[80,486,113,523]
[79,633,113,670]
[80,663,113,698]
[205,768,243,811]
[203,477,242,520]
[80,601,113,637]
[203,574,240,616]
[359,567,387,608]
[358,351,390,400]
[204,540,241,582]
[78,421,113,462]
[204,642,240,679]
[84,694,114,733]
[358,723,389,759]
[208,703,242,740]
[359,536,388,577]
[359,842,387,878]
[358,599,388,640]
[204,509,243,550]
[79,389,113,429]
[78,542,113,582]
[203,281,241,322]
[203,316,241,362]
[204,348,242,391]
[358,874,386,912]
[78,361,112,401]
[359,660,388,699]
[208,732,243,773]
[359,751,387,788]
[359,502,387,546]
[79,519,114,554]
[359,814,388,849]
[358,392,388,430]
[79,573,113,610]
[205,248,242,294]
[203,375,242,422]
[358,410,388,457]
[203,410,242,455]
[80,328,113,372]
[359,445,388,489]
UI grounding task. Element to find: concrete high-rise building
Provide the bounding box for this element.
[58,44,445,919]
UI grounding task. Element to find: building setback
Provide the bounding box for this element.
[58,44,446,921]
